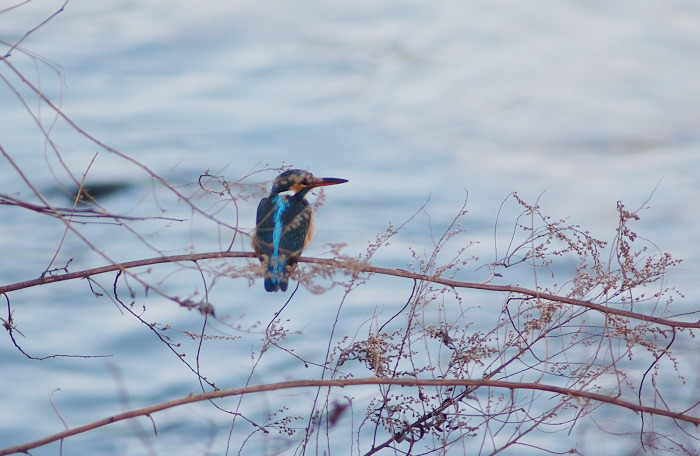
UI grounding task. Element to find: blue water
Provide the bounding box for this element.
[2,0,700,454]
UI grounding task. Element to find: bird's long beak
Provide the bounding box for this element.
[308,177,348,188]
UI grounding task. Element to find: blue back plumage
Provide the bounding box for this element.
[254,192,312,292]
[268,195,290,291]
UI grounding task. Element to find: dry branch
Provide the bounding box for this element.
[1,252,697,329]
[1,377,698,456]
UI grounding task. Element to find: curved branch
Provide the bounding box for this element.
[0,252,696,329]
[1,377,697,455]
[0,193,183,222]
[327,259,699,329]
[0,252,254,294]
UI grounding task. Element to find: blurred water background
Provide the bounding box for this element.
[1,0,700,454]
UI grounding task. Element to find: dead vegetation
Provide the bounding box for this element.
[2,3,699,455]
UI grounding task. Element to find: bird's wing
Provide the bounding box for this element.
[254,196,276,258]
[278,199,312,258]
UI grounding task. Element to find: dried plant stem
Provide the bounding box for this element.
[1,377,697,456]
[0,252,696,329]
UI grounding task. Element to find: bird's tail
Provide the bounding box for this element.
[264,254,289,292]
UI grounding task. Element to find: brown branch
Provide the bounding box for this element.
[2,377,697,455]
[1,252,697,329]
[0,193,184,222]
[319,258,700,329]
[0,252,254,294]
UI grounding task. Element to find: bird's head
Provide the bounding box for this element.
[270,169,348,195]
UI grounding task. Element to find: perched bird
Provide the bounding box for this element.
[253,169,348,292]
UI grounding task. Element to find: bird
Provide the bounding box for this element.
[253,169,348,292]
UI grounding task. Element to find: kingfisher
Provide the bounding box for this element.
[253,169,348,292]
